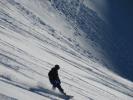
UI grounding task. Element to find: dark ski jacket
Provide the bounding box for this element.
[48,67,61,85]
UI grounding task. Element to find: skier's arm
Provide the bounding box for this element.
[57,73,61,83]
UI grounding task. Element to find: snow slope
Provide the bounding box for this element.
[0,0,133,100]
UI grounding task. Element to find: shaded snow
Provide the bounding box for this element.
[0,93,17,100]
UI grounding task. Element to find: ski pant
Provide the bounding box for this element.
[49,80,64,93]
[53,84,64,93]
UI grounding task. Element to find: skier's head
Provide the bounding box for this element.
[55,64,60,70]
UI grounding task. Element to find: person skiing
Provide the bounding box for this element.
[48,65,66,95]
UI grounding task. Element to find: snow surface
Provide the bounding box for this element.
[0,93,17,100]
[0,0,133,100]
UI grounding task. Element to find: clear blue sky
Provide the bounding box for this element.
[107,0,133,81]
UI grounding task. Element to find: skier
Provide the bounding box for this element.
[48,65,66,95]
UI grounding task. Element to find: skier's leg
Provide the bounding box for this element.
[57,85,66,95]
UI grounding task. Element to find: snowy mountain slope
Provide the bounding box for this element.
[50,0,114,67]
[0,0,133,100]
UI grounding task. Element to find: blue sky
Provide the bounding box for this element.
[106,0,133,81]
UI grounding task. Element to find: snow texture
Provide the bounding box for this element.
[0,93,17,100]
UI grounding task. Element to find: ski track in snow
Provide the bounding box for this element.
[0,0,133,100]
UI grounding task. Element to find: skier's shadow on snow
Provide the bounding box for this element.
[29,87,72,100]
